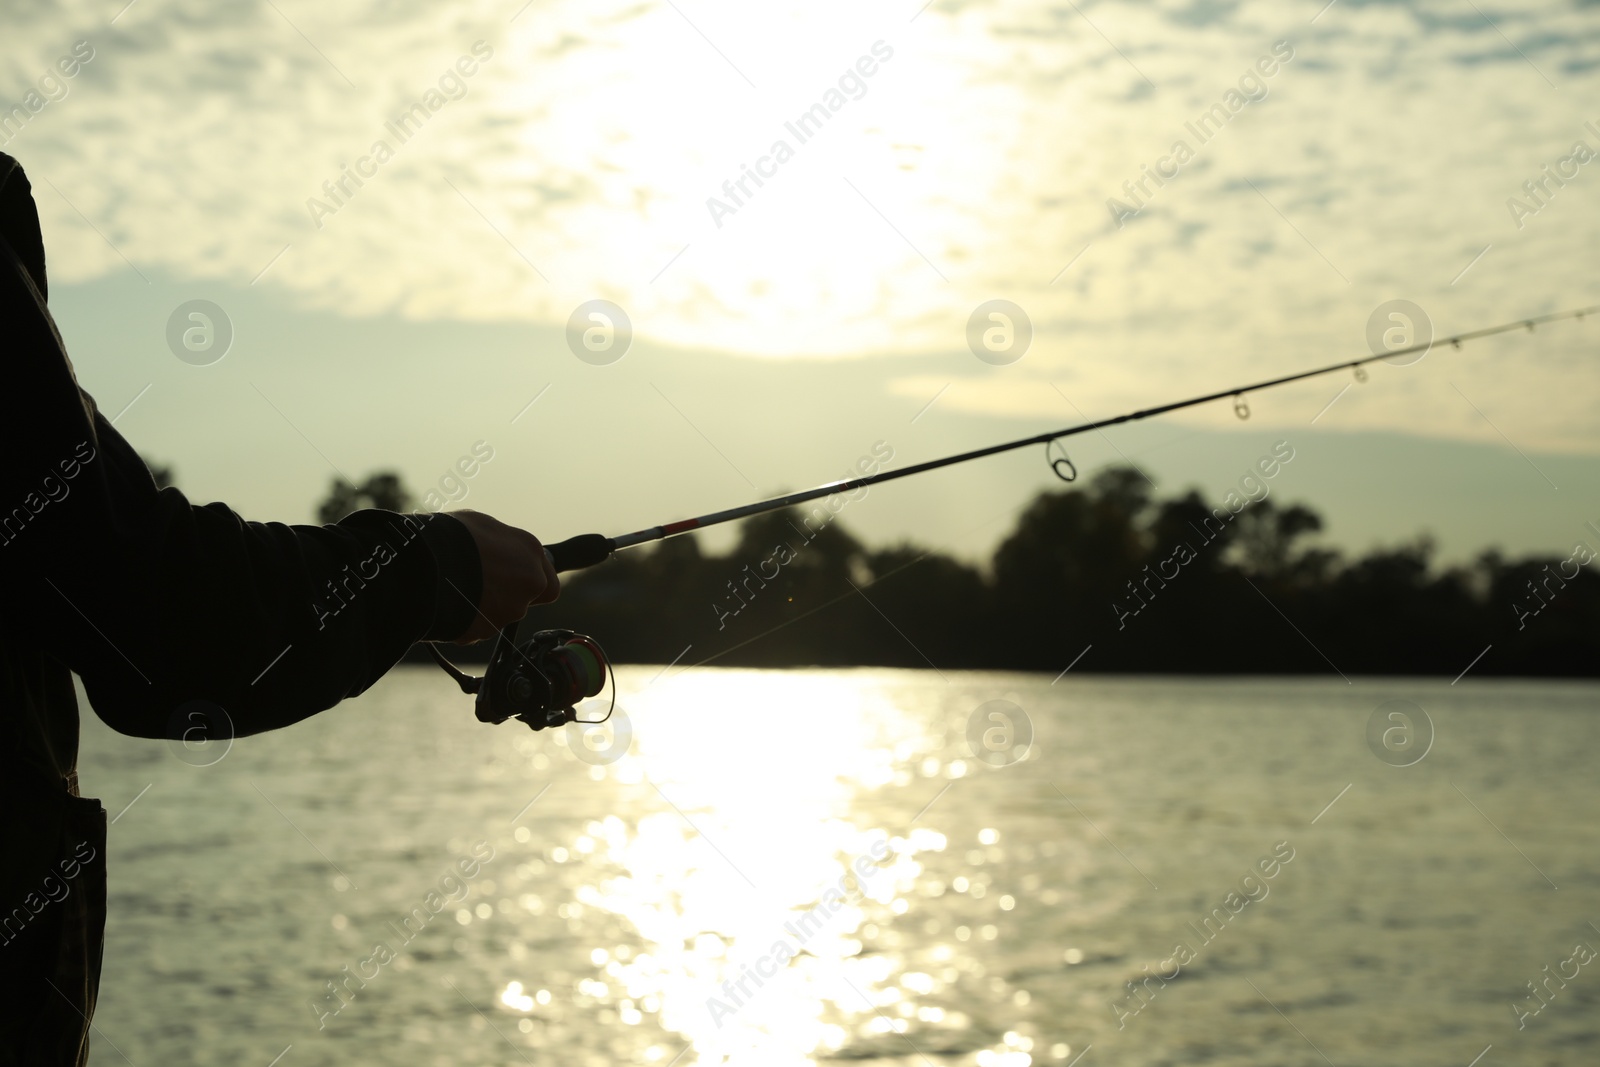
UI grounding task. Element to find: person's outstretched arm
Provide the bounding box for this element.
[0,152,556,739]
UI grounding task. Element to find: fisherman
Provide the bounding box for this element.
[0,151,560,1066]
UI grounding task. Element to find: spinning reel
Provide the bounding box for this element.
[429,625,613,732]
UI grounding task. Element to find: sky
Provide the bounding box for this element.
[6,0,1600,566]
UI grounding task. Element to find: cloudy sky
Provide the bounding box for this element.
[7,0,1599,565]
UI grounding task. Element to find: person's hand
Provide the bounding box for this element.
[446,510,560,643]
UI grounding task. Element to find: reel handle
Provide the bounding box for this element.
[545,533,615,573]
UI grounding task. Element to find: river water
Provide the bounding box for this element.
[77,668,1600,1066]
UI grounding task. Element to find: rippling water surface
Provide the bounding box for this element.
[77,668,1600,1066]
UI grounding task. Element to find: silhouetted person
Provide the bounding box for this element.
[0,151,559,1066]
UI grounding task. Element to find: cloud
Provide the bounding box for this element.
[6,0,1599,448]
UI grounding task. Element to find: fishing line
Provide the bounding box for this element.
[541,304,1598,575]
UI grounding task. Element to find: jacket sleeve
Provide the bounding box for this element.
[0,153,481,740]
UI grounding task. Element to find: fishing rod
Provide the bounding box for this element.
[435,303,1596,730]
[540,303,1597,574]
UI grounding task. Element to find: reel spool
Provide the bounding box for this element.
[429,627,613,732]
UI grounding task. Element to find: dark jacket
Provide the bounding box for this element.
[0,152,482,1066]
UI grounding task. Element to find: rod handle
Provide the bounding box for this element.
[545,533,615,573]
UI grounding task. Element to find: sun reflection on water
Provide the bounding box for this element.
[493,668,1003,1064]
[461,667,1098,1067]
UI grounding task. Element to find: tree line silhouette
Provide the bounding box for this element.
[347,466,1593,677]
[142,460,1594,677]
